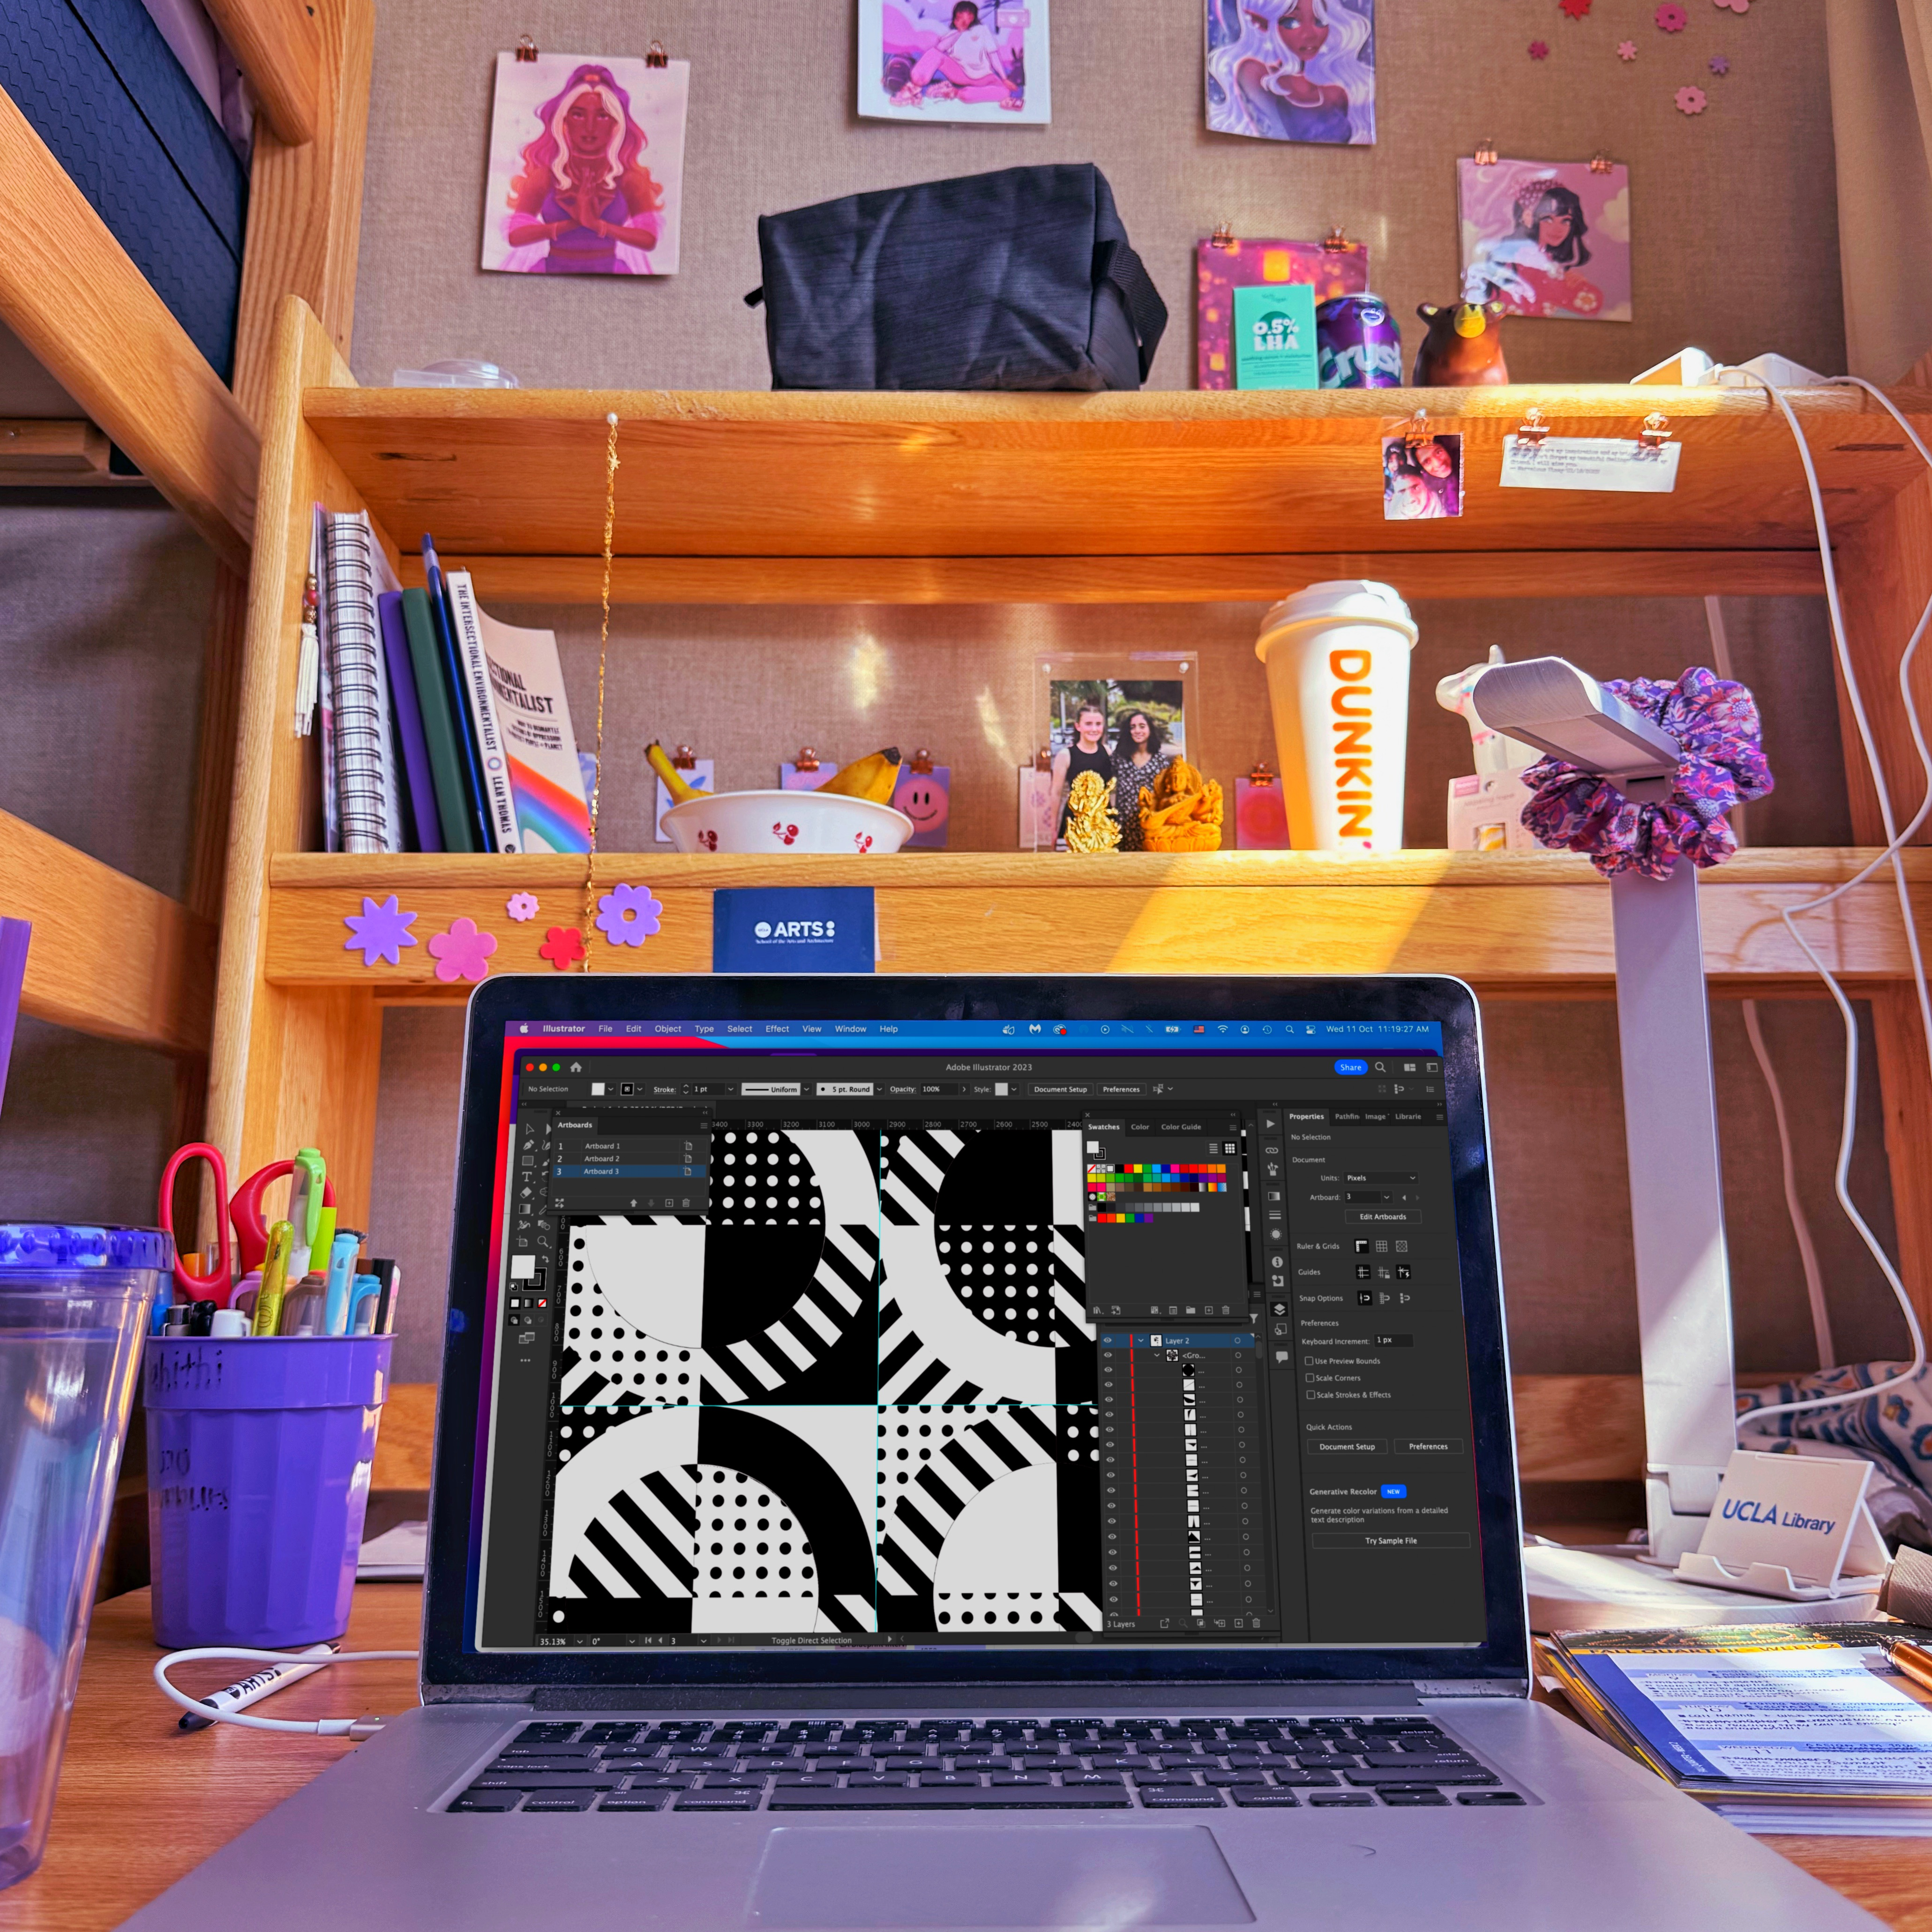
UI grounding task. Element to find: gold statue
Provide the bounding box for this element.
[1139,758,1224,852]
[1063,769,1121,853]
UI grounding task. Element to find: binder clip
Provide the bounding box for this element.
[670,744,698,770]
[1210,222,1236,252]
[645,39,669,67]
[1515,405,1552,448]
[1399,407,1432,448]
[1033,745,1054,772]
[1473,139,1498,167]
[1322,225,1354,254]
[1638,411,1673,450]
[908,748,936,774]
[793,747,821,774]
[1589,150,1614,175]
[514,33,538,60]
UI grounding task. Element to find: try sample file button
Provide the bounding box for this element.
[1310,1532,1474,1550]
[1396,1437,1464,1455]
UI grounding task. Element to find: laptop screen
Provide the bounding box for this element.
[467,1006,1497,1661]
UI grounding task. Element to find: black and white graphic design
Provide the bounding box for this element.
[560,1129,879,1408]
[877,1129,1093,1406]
[875,1404,1103,1633]
[548,1404,877,1634]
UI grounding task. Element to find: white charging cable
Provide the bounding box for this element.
[156,1648,419,1737]
[1712,367,1932,1422]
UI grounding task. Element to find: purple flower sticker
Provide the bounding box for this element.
[595,883,663,948]
[427,916,498,984]
[506,892,539,923]
[343,894,418,967]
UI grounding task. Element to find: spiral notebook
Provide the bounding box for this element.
[319,510,404,854]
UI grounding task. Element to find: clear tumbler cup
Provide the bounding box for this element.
[0,1224,166,1888]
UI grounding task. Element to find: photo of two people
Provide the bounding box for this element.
[1047,679,1187,850]
[1380,433,1463,521]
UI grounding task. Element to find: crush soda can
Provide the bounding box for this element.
[1317,293,1403,388]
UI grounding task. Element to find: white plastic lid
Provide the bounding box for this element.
[1256,580,1418,656]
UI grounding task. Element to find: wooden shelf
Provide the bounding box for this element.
[264,847,1926,997]
[304,382,1931,604]
[1,811,215,1054]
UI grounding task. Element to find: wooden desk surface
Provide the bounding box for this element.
[4,1583,1929,1931]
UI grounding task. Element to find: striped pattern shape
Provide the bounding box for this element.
[563,1462,702,1602]
[880,1129,962,1224]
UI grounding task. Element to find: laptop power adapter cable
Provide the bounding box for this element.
[156,1648,420,1738]
[1708,366,1932,1425]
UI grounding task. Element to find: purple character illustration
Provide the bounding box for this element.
[1205,0,1377,147]
[888,1,1026,109]
[504,64,665,274]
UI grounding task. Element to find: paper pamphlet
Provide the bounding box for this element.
[1499,434,1681,493]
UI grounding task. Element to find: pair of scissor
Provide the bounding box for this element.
[158,1142,336,1305]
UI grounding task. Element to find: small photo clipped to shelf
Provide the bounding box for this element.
[1381,432,1463,520]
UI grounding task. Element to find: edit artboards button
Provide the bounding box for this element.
[1334,1059,1368,1076]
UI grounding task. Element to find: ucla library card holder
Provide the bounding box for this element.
[713,888,876,973]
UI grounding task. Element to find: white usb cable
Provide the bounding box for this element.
[156,1648,419,1738]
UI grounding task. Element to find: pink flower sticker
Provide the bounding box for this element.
[539,925,586,971]
[1528,37,1550,57]
[505,892,539,923]
[1675,82,1707,112]
[1617,38,1637,58]
[1655,1,1686,26]
[595,883,663,948]
[427,916,497,984]
[1713,0,1748,11]
[342,894,418,968]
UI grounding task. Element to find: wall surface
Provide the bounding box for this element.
[344,0,1890,1392]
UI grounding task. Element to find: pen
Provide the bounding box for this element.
[1890,1638,1932,1697]
[349,1274,384,1335]
[286,1148,326,1279]
[371,1259,402,1335]
[176,1643,338,1731]
[254,1221,293,1337]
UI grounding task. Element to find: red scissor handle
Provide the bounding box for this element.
[159,1142,232,1304]
[229,1161,337,1275]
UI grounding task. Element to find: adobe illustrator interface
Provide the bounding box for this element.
[474,1019,1487,1653]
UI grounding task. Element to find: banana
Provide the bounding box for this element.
[646,740,702,804]
[819,747,902,804]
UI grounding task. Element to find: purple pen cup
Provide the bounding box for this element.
[143,1335,393,1649]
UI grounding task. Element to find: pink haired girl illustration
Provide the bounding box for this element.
[505,63,665,273]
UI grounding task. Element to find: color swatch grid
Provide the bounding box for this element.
[1087,1163,1228,1225]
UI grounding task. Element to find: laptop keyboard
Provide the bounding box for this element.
[447,1716,1525,1814]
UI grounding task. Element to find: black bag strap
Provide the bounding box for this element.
[744,286,765,308]
[1096,239,1168,382]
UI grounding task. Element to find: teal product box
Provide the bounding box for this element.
[1233,283,1319,390]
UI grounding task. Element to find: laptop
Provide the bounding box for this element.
[128,974,1878,1931]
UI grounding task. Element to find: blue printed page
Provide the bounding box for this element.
[1578,1648,1932,1786]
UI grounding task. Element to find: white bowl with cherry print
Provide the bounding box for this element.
[661,789,914,855]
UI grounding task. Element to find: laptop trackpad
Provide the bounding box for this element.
[748,1826,1254,1927]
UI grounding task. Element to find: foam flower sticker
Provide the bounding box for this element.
[1528,38,1550,58]
[1617,38,1637,58]
[539,925,586,971]
[1655,1,1686,26]
[1709,53,1730,73]
[1559,0,1591,15]
[1676,82,1707,112]
[427,916,497,984]
[505,892,539,923]
[343,894,418,968]
[595,882,663,948]
[1713,0,1748,11]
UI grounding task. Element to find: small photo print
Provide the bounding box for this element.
[1458,158,1631,323]
[1204,0,1376,146]
[1381,435,1463,522]
[860,0,1051,125]
[481,52,689,276]
[1047,680,1187,852]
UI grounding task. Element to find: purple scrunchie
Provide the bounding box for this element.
[1520,666,1774,880]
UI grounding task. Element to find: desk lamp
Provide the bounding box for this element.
[1471,659,1767,1570]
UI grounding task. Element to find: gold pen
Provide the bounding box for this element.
[253,1220,293,1336]
[1887,1637,1932,1697]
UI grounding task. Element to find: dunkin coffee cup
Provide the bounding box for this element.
[1254,581,1419,852]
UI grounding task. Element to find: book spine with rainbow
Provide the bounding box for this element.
[443,572,592,854]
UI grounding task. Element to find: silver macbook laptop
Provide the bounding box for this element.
[128,975,1878,1930]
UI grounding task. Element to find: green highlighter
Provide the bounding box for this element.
[1233,283,1319,390]
[287,1147,327,1279]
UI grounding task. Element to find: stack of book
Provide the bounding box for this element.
[1542,1621,1932,1835]
[311,515,592,856]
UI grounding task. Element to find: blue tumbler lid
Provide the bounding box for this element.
[0,1223,174,1270]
